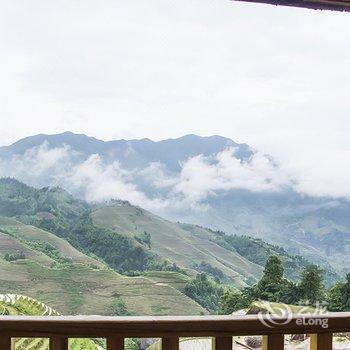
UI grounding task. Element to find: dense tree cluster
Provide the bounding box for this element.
[213,232,338,285]
[220,255,350,314]
[184,273,224,313]
[4,251,25,262]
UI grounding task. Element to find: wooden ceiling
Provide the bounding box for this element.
[233,0,350,11]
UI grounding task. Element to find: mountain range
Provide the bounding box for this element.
[0,132,349,276]
[0,177,325,315]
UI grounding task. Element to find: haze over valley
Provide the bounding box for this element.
[0,132,349,277]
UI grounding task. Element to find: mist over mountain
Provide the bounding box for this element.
[1,132,349,275]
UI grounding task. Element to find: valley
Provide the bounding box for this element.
[0,177,336,315]
[0,132,349,275]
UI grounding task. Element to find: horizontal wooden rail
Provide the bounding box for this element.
[0,313,347,349]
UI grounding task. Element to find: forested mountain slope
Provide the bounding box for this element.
[0,211,206,315]
[1,132,349,274]
[0,178,337,316]
[91,201,262,286]
[91,201,338,285]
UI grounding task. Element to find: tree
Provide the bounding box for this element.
[249,255,290,302]
[297,265,325,306]
[343,273,350,311]
[219,290,250,314]
[328,283,345,311]
[328,273,350,312]
[184,274,224,313]
[263,255,284,280]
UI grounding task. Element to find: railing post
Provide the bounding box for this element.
[262,334,284,350]
[107,336,124,350]
[162,337,179,350]
[0,336,11,350]
[49,337,68,350]
[310,333,332,350]
[212,337,232,350]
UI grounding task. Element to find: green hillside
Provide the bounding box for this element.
[92,201,330,285]
[0,178,161,273]
[0,217,206,316]
[0,216,105,269]
[142,271,191,293]
[91,202,262,287]
[0,178,334,315]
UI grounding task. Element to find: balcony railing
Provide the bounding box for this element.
[0,313,349,350]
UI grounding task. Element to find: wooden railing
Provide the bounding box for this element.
[0,313,349,350]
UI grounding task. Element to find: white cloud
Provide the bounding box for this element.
[67,154,169,212]
[0,1,350,200]
[0,142,75,186]
[0,144,170,212]
[0,143,294,212]
[1,141,350,217]
[169,148,293,205]
[0,0,350,151]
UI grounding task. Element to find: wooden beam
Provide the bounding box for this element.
[262,334,284,350]
[0,336,11,350]
[49,337,68,350]
[162,337,179,350]
[107,336,124,350]
[0,314,346,338]
[310,333,332,350]
[213,337,232,350]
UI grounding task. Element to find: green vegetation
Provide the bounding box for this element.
[142,271,191,293]
[2,226,72,266]
[213,231,338,285]
[0,294,141,350]
[0,178,344,316]
[184,274,224,313]
[219,289,250,314]
[246,255,294,303]
[0,294,99,350]
[135,231,151,248]
[219,256,331,314]
[113,296,131,316]
[4,251,25,261]
[0,217,206,315]
[91,202,263,286]
[328,273,350,311]
[70,214,155,273]
[298,265,326,305]
[193,262,225,282]
[0,178,179,274]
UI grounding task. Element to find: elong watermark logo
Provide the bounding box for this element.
[257,300,329,329]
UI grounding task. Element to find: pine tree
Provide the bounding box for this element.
[342,273,350,311]
[219,290,249,314]
[328,283,345,311]
[297,265,325,306]
[249,255,290,302]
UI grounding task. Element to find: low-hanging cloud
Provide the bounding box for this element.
[68,154,170,212]
[0,143,170,213]
[171,148,293,204]
[0,143,299,215]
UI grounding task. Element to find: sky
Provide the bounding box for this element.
[0,0,350,199]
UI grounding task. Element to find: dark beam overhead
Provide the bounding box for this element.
[233,0,350,12]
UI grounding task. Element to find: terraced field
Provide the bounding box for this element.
[0,218,206,316]
[92,202,263,287]
[142,271,191,293]
[0,217,106,268]
[0,294,99,350]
